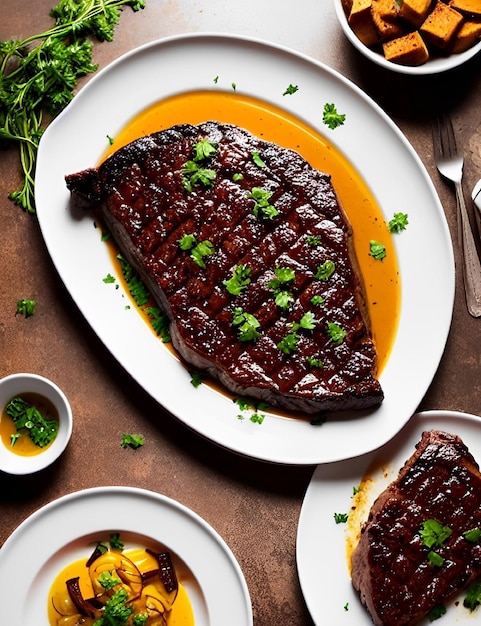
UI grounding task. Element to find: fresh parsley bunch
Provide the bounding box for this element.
[0,0,145,214]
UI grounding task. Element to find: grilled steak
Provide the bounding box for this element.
[65,121,383,414]
[351,430,481,625]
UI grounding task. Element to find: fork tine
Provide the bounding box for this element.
[440,114,457,160]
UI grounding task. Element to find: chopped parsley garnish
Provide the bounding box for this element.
[310,295,325,306]
[190,371,204,388]
[268,267,296,310]
[224,264,252,296]
[232,307,261,342]
[322,103,346,130]
[6,396,58,448]
[181,139,217,192]
[283,84,299,95]
[178,234,215,268]
[232,172,244,181]
[464,527,481,543]
[369,240,387,261]
[306,356,323,368]
[193,138,217,160]
[146,307,171,341]
[103,273,116,284]
[178,233,197,250]
[278,332,300,355]
[326,321,346,345]
[16,298,36,318]
[234,397,269,425]
[464,581,481,611]
[306,234,321,246]
[191,240,215,268]
[388,212,409,233]
[292,311,317,331]
[109,532,124,550]
[252,151,265,168]
[315,260,335,280]
[1,0,145,214]
[428,551,445,567]
[248,187,279,220]
[334,512,348,524]
[117,254,150,306]
[98,570,121,590]
[96,587,132,624]
[419,519,452,549]
[120,433,145,449]
[181,160,217,192]
[428,604,447,621]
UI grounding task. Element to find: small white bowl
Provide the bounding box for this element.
[0,373,72,475]
[334,0,481,75]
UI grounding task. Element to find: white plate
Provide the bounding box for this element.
[297,410,481,625]
[35,33,454,465]
[0,486,252,626]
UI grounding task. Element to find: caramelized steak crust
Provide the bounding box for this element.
[65,121,383,414]
[352,430,481,625]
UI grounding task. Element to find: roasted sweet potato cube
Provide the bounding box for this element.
[383,30,430,64]
[420,1,464,49]
[449,0,481,16]
[371,0,404,40]
[400,0,435,27]
[451,19,481,51]
[349,0,381,46]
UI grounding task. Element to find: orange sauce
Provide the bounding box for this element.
[47,548,195,626]
[0,392,58,456]
[103,90,400,372]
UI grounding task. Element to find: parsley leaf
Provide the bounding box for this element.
[369,240,387,261]
[120,433,145,449]
[16,298,36,318]
[248,187,278,220]
[224,264,252,296]
[6,396,58,448]
[283,84,299,95]
[388,212,409,233]
[334,512,348,524]
[232,307,261,342]
[419,519,452,549]
[464,581,481,611]
[322,103,346,130]
[326,321,346,345]
[315,260,335,280]
[278,331,301,355]
[252,151,265,168]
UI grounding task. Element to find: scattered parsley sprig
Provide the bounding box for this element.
[0,0,145,214]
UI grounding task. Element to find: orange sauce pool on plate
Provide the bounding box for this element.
[0,392,58,456]
[103,90,400,372]
[47,548,195,626]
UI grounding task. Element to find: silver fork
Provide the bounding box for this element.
[432,115,481,317]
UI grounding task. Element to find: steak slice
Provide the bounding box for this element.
[65,121,383,415]
[351,430,481,625]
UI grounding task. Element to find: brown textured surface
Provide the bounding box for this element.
[1,2,481,625]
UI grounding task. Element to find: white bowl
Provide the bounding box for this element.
[0,373,72,475]
[334,0,481,75]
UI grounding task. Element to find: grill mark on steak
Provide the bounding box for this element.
[351,430,481,625]
[65,121,383,415]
